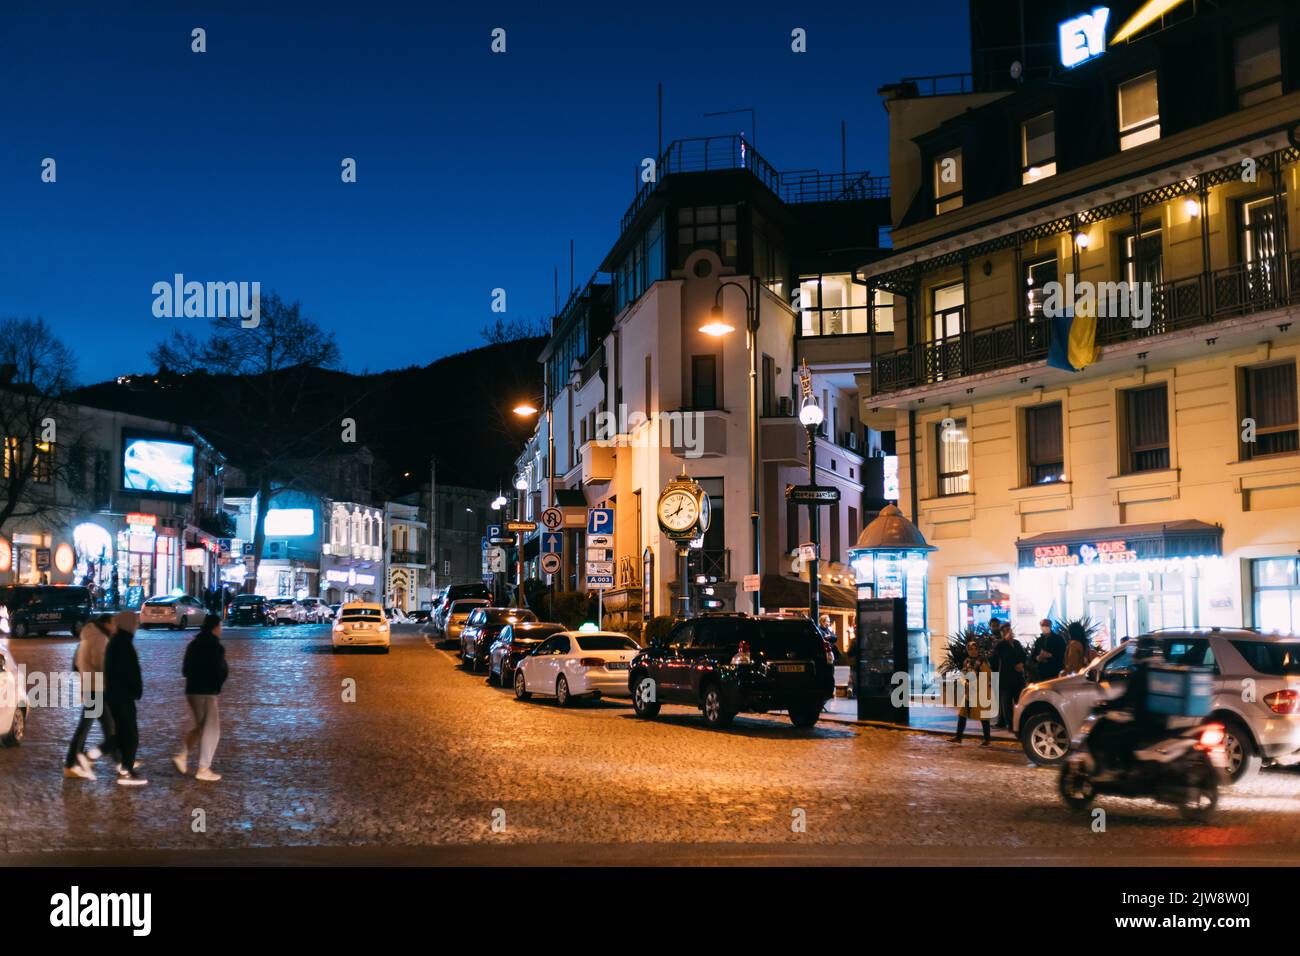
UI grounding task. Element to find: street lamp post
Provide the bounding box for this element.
[704,278,761,615]
[513,472,528,606]
[799,385,824,626]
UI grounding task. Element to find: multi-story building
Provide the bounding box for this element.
[851,0,1300,672]
[320,499,383,603]
[0,397,226,608]
[384,495,428,611]
[517,135,892,638]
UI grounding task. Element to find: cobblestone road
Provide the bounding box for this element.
[2,625,1299,864]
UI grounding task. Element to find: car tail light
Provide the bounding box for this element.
[1198,723,1226,749]
[731,640,752,665]
[579,658,605,668]
[1265,689,1299,715]
[333,624,344,632]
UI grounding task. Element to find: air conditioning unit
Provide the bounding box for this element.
[778,396,794,417]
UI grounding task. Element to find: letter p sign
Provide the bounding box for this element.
[587,508,613,536]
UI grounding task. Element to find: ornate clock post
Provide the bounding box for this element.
[656,471,711,619]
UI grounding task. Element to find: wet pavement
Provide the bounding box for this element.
[2,624,1299,865]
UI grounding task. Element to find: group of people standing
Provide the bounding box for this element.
[63,610,229,786]
[952,617,1095,745]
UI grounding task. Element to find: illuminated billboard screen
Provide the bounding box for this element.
[264,508,315,537]
[121,435,195,496]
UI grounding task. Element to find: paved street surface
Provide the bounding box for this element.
[3,624,1300,865]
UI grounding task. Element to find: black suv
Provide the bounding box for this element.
[628,614,834,728]
[0,585,92,637]
[226,594,271,626]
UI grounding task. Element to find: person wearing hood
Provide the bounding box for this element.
[173,614,228,782]
[63,615,116,780]
[105,610,147,786]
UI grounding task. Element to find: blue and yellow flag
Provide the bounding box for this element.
[1047,286,1098,373]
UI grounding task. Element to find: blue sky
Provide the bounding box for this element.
[0,0,970,383]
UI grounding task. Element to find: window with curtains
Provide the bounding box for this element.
[935,417,970,496]
[1242,361,1299,459]
[1025,403,1065,484]
[1124,384,1170,473]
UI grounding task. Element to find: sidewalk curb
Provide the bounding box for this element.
[821,713,1022,748]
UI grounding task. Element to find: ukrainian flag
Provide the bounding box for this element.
[1047,290,1099,373]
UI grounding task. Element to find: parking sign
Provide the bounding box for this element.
[587,508,613,536]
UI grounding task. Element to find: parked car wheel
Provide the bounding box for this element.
[788,703,821,728]
[701,684,734,729]
[1,708,25,747]
[513,668,531,700]
[555,675,571,707]
[1219,718,1261,784]
[632,675,660,718]
[1022,710,1070,766]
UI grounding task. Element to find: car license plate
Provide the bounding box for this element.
[606,661,629,670]
[775,663,807,673]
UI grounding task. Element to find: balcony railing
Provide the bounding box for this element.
[873,255,1297,395]
[390,549,426,565]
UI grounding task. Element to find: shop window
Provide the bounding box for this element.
[935,417,970,496]
[1118,72,1160,151]
[1252,558,1300,634]
[691,355,718,410]
[1235,24,1282,109]
[1123,384,1170,473]
[1025,256,1057,322]
[957,574,1010,630]
[1241,361,1299,459]
[1025,403,1065,484]
[1021,112,1057,184]
[933,148,963,215]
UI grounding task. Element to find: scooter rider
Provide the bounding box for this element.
[1094,636,1167,776]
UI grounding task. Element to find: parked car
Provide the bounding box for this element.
[513,629,641,705]
[0,609,27,746]
[441,598,489,649]
[629,613,835,729]
[1014,628,1300,783]
[407,609,431,624]
[140,594,207,630]
[227,594,271,626]
[332,602,391,653]
[431,583,492,636]
[461,607,538,672]
[0,585,92,638]
[299,597,332,623]
[488,621,567,687]
[267,597,306,625]
[385,606,411,624]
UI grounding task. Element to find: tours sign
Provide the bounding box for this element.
[1031,539,1138,569]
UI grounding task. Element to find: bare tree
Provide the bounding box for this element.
[480,315,549,344]
[151,293,343,588]
[0,317,91,536]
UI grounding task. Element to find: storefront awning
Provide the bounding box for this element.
[760,574,857,610]
[1016,521,1223,570]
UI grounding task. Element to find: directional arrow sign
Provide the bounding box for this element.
[541,531,563,554]
[785,484,841,504]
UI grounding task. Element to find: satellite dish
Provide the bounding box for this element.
[1010,60,1023,80]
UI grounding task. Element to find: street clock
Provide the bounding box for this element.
[657,472,710,542]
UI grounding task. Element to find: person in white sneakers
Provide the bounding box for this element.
[173,614,227,782]
[63,615,117,780]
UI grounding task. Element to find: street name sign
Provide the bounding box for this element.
[785,484,841,504]
[505,520,537,533]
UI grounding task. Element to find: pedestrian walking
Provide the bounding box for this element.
[950,643,994,746]
[991,624,1026,729]
[105,610,147,786]
[173,614,228,782]
[63,615,116,780]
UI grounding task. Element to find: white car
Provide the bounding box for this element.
[140,594,207,629]
[332,602,390,653]
[512,629,641,706]
[0,609,27,746]
[299,597,332,623]
[267,597,306,625]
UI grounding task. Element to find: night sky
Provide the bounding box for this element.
[1,0,968,384]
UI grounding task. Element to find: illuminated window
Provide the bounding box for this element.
[933,148,963,215]
[932,283,964,340]
[1118,72,1160,151]
[1025,256,1058,323]
[935,417,970,496]
[1021,112,1057,184]
[1,437,18,480]
[33,442,53,484]
[1235,24,1282,108]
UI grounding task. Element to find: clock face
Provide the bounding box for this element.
[698,492,711,533]
[659,490,699,533]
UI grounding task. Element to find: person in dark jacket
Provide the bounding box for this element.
[105,610,146,786]
[990,624,1027,729]
[1033,619,1066,681]
[173,614,228,781]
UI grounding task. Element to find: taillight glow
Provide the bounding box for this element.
[578,658,605,668]
[1198,723,1226,748]
[1265,689,1299,715]
[731,640,752,666]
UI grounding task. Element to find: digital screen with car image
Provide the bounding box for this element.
[121,435,195,496]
